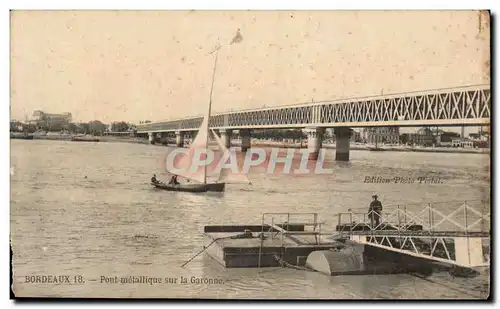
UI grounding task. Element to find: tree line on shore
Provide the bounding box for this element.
[10,120,136,135]
[11,120,320,141]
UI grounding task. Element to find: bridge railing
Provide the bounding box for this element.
[257,212,323,269]
[337,199,490,234]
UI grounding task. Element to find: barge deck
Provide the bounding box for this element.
[203,223,339,268]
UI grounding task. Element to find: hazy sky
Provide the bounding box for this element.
[11,10,490,124]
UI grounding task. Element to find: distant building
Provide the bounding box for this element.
[29,110,72,131]
[362,127,400,144]
[469,132,489,141]
[103,124,137,137]
[439,131,461,144]
[468,130,490,148]
[329,128,358,143]
[406,128,435,146]
[10,120,24,132]
[351,130,361,142]
[452,138,474,148]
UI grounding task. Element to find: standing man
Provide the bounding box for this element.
[369,195,383,228]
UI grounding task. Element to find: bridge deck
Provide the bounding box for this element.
[350,239,490,268]
[137,85,490,132]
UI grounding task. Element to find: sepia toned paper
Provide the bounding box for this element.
[10,10,490,299]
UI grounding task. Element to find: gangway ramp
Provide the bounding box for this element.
[335,200,490,270]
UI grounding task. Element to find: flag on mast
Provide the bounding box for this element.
[229,28,243,45]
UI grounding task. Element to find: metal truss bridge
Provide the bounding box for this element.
[137,85,490,133]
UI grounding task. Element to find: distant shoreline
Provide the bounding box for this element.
[11,133,489,155]
[10,133,150,144]
[247,141,490,155]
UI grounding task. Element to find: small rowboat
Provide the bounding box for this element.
[151,182,225,193]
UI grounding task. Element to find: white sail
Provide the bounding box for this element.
[168,117,210,184]
[167,45,218,184]
[210,129,252,184]
[165,42,250,187]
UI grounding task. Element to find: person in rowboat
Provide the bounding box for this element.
[168,175,180,185]
[151,174,159,184]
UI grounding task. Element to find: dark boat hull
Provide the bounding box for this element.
[151,182,225,192]
[72,137,100,142]
[10,135,34,140]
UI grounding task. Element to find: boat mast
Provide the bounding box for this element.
[204,43,220,184]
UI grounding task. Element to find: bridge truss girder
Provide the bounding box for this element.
[137,86,490,133]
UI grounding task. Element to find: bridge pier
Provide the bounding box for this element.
[148,132,155,145]
[240,129,251,152]
[175,131,184,147]
[220,129,232,149]
[335,127,351,161]
[306,127,325,160]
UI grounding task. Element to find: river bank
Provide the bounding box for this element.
[10,133,150,144]
[10,133,489,154]
[99,136,150,144]
[244,140,490,155]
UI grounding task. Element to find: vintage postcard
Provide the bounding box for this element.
[10,10,490,299]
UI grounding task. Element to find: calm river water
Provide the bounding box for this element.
[10,139,490,299]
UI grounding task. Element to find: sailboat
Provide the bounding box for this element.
[151,43,250,193]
